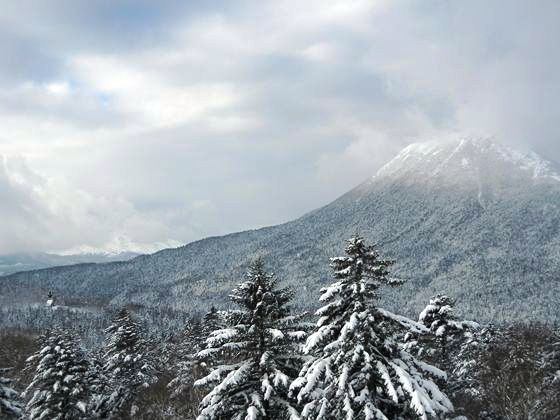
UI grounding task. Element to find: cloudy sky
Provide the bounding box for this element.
[1,0,559,254]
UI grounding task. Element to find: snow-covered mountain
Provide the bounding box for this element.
[377,138,560,183]
[2,138,560,322]
[0,251,140,276]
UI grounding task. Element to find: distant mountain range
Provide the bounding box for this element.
[2,138,560,322]
[0,251,140,276]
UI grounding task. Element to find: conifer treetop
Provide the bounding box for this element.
[94,307,157,419]
[419,294,479,337]
[293,235,453,420]
[327,235,400,299]
[196,258,305,420]
[23,329,90,420]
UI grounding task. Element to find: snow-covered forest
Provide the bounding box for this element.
[1,236,559,419]
[2,0,560,417]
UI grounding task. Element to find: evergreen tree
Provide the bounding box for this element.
[86,349,111,418]
[94,308,156,419]
[419,295,458,336]
[451,323,555,419]
[404,295,479,415]
[167,318,207,418]
[291,235,453,420]
[202,306,223,338]
[195,258,306,420]
[0,368,23,419]
[412,295,478,362]
[538,338,560,418]
[450,324,497,416]
[23,329,90,420]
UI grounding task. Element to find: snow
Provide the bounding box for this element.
[375,137,560,184]
[418,304,435,323]
[55,236,182,257]
[519,151,560,182]
[76,401,86,413]
[398,140,446,158]
[267,328,285,340]
[376,361,398,403]
[297,358,328,398]
[262,374,273,400]
[272,369,289,388]
[378,308,429,335]
[304,325,333,352]
[207,328,238,347]
[407,353,447,380]
[246,406,259,420]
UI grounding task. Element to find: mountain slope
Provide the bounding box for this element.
[0,251,140,276]
[2,138,560,322]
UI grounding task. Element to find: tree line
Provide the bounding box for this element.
[1,235,559,419]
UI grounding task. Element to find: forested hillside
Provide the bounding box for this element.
[1,237,558,419]
[2,139,560,323]
[0,252,140,276]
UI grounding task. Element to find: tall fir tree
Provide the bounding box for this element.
[291,235,453,420]
[0,368,23,419]
[23,329,90,420]
[195,258,306,420]
[94,308,156,419]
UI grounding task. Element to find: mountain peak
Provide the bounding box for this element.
[4,136,560,323]
[376,138,560,185]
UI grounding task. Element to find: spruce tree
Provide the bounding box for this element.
[195,258,306,420]
[94,308,156,419]
[0,368,23,419]
[23,329,90,420]
[87,350,110,419]
[167,318,207,418]
[450,324,496,415]
[404,294,479,413]
[414,294,478,362]
[419,295,457,336]
[201,306,223,338]
[291,235,453,420]
[419,295,477,336]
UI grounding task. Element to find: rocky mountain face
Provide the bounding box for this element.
[2,138,560,322]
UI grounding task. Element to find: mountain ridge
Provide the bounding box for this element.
[0,251,141,277]
[2,138,560,323]
[376,137,560,183]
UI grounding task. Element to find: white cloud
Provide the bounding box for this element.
[0,0,558,254]
[0,155,185,254]
[71,54,242,128]
[45,81,71,96]
[299,42,338,62]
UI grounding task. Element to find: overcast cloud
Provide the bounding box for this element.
[0,0,559,254]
